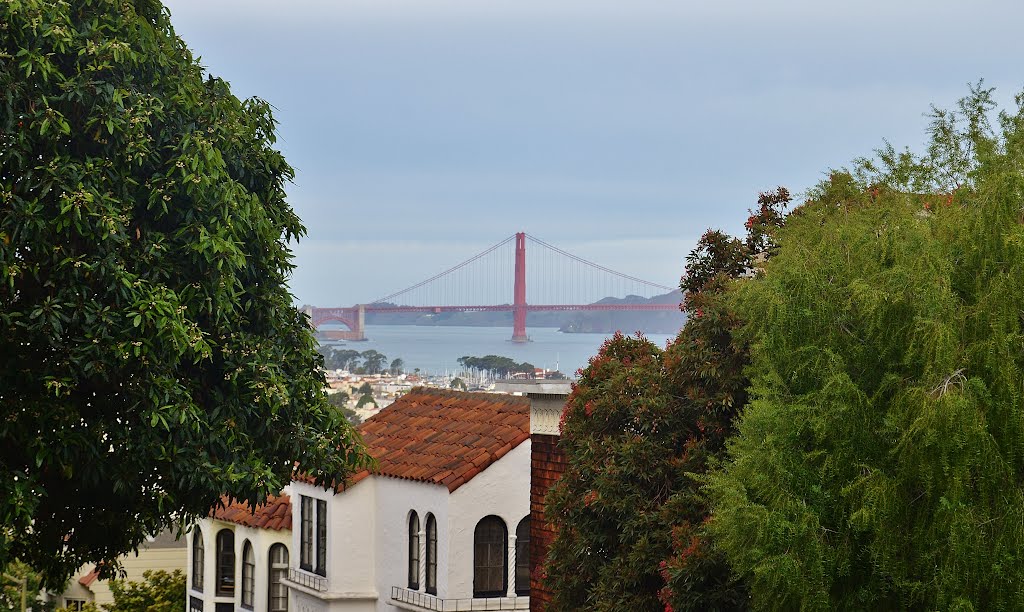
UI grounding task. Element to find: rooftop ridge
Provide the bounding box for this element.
[348,388,531,492]
[210,494,292,531]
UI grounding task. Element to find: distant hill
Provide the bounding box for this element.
[558,291,686,334]
[363,291,686,335]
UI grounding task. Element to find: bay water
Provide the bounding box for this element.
[322,324,677,378]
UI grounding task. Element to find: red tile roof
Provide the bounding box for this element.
[79,567,100,587]
[210,494,291,531]
[350,388,530,492]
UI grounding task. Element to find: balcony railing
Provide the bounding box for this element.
[390,586,529,611]
[287,568,328,592]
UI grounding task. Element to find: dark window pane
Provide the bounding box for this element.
[408,512,420,589]
[192,529,204,592]
[426,515,437,594]
[215,530,235,596]
[270,548,290,612]
[316,499,327,575]
[515,518,530,595]
[473,516,507,596]
[269,544,290,612]
[241,542,255,607]
[300,497,313,570]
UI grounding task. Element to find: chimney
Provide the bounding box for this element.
[526,383,571,611]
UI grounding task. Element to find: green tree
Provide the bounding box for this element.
[360,350,387,374]
[388,357,404,375]
[544,191,789,612]
[319,347,360,371]
[327,391,360,426]
[54,569,184,612]
[355,394,377,410]
[543,332,673,611]
[449,377,467,390]
[1,561,45,611]
[357,382,373,396]
[0,0,368,584]
[457,354,536,378]
[709,85,1024,610]
[106,569,184,612]
[327,391,350,408]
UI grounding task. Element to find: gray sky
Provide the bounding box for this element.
[162,0,1024,306]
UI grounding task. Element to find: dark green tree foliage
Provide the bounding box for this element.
[326,391,360,425]
[656,233,757,612]
[545,192,788,612]
[355,394,376,410]
[543,332,676,611]
[327,390,350,407]
[319,347,362,371]
[457,354,535,377]
[0,0,368,584]
[359,350,387,374]
[709,85,1024,610]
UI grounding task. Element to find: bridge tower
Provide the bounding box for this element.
[512,232,528,343]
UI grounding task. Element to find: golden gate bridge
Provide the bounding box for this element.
[306,232,680,342]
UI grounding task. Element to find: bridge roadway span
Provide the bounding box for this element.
[307,302,680,343]
[309,232,681,342]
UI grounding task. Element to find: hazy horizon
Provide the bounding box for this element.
[161,0,1024,306]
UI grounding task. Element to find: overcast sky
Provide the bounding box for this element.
[162,0,1024,306]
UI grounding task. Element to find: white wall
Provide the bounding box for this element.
[237,524,292,612]
[185,521,213,611]
[288,479,382,607]
[185,518,290,612]
[372,476,450,608]
[288,439,530,612]
[447,440,531,599]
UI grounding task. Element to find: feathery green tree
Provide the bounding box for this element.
[544,190,789,611]
[709,84,1024,610]
[0,0,368,585]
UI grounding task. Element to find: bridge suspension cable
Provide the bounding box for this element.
[316,231,683,343]
[365,232,675,307]
[369,234,516,305]
[525,233,675,292]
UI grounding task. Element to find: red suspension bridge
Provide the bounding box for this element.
[306,232,680,342]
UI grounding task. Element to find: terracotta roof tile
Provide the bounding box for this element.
[210,494,291,531]
[79,567,100,587]
[352,388,530,492]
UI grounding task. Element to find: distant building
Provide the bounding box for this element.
[48,529,186,610]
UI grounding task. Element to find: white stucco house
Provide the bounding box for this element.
[186,494,292,612]
[187,387,533,612]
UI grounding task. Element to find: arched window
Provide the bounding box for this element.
[425,514,437,595]
[215,529,235,596]
[191,528,204,592]
[473,516,507,598]
[241,541,255,608]
[268,544,289,612]
[515,517,530,595]
[408,511,420,590]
